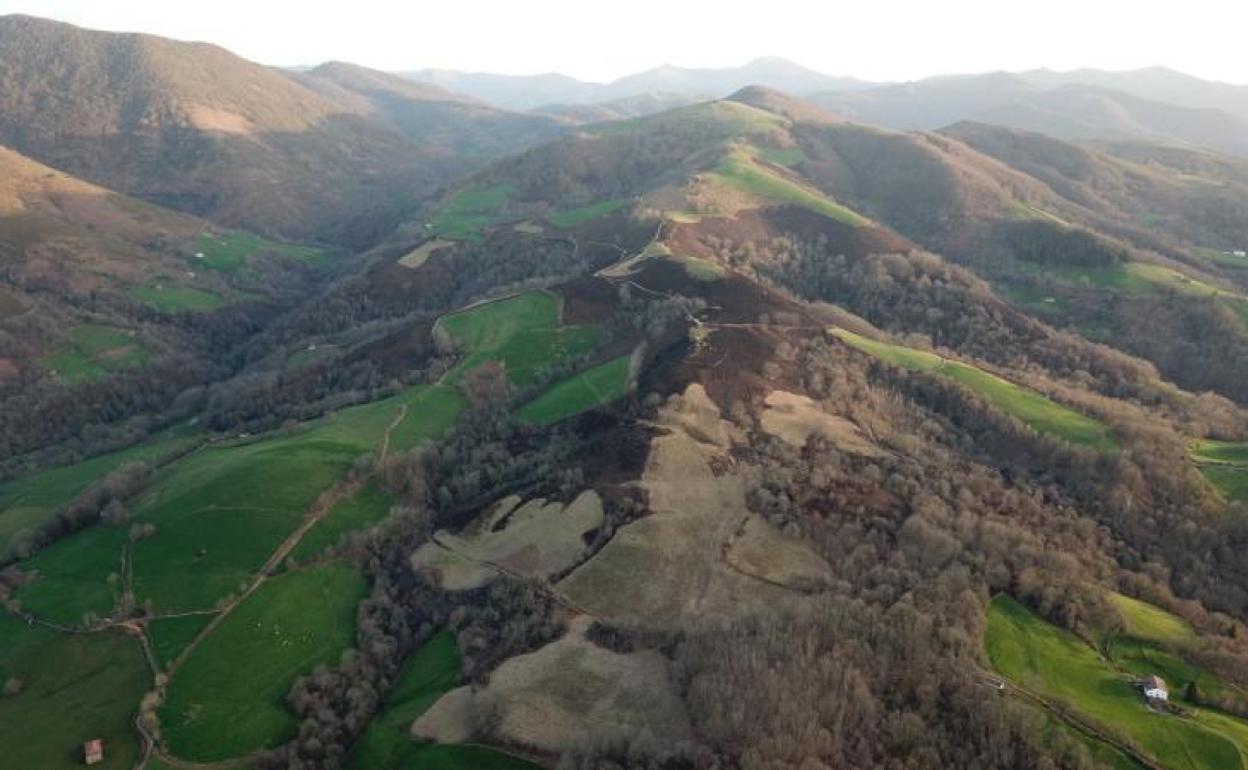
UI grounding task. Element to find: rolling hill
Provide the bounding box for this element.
[8,48,1248,770]
[0,141,342,464]
[0,15,567,247]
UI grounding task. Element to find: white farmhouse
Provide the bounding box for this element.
[1142,674,1168,703]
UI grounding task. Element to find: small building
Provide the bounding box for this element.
[1142,674,1168,703]
[83,739,103,766]
[1234,250,1248,258]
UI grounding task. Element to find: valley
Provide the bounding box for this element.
[5,11,1248,770]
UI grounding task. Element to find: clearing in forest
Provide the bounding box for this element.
[1191,440,1248,503]
[427,184,513,240]
[516,355,631,425]
[831,327,1117,451]
[438,290,602,387]
[128,281,222,312]
[40,324,150,384]
[193,231,329,272]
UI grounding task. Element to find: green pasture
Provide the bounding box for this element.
[987,595,1244,770]
[832,328,1116,451]
[160,563,365,762]
[517,355,631,425]
[547,198,632,228]
[428,184,513,240]
[40,324,150,384]
[289,482,394,562]
[0,615,147,770]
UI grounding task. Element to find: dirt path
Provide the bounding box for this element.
[377,403,408,465]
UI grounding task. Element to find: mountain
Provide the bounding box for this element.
[403,57,877,111]
[294,61,567,159]
[8,83,1248,770]
[1019,66,1248,122]
[0,15,565,247]
[400,69,600,111]
[810,73,1248,157]
[602,57,875,100]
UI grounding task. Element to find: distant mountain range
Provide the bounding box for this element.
[809,72,1248,158]
[403,61,1248,158]
[402,57,879,111]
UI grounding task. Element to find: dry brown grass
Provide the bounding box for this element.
[759,389,883,455]
[415,617,690,752]
[411,491,604,590]
[398,238,453,269]
[558,384,831,629]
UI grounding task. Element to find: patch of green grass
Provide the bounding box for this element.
[428,184,513,240]
[547,198,632,228]
[16,435,358,622]
[440,291,602,387]
[675,254,727,280]
[1109,593,1195,644]
[1021,702,1146,770]
[1202,466,1248,503]
[756,146,806,167]
[708,145,869,226]
[942,363,1117,451]
[1040,261,1232,299]
[289,483,393,562]
[40,324,150,384]
[1193,441,1248,466]
[161,562,365,762]
[0,614,148,770]
[832,328,1116,451]
[830,328,945,371]
[348,629,541,770]
[15,381,465,624]
[193,231,329,272]
[1195,248,1248,269]
[148,614,215,669]
[0,430,198,560]
[517,355,631,425]
[1192,440,1248,503]
[129,283,222,312]
[986,595,1242,770]
[128,438,360,614]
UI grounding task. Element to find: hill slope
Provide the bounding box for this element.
[8,88,1248,770]
[0,15,567,246]
[0,143,332,462]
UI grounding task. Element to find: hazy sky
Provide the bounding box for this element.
[5,0,1248,84]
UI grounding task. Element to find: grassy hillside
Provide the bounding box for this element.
[986,595,1243,770]
[517,354,632,425]
[832,329,1117,451]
